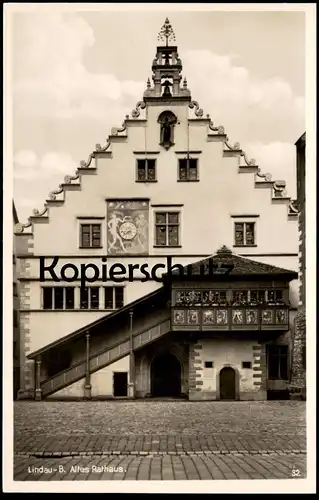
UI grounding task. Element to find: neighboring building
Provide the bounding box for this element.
[13,200,20,399]
[289,132,306,399]
[296,133,306,308]
[15,19,300,402]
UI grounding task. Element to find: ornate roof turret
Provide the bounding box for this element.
[144,18,191,102]
[157,18,176,46]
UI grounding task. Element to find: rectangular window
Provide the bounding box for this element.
[115,287,124,309]
[104,287,113,309]
[90,287,100,309]
[234,222,255,246]
[80,287,100,309]
[204,361,214,368]
[104,287,124,310]
[80,287,89,309]
[178,158,198,181]
[208,291,227,305]
[267,345,288,380]
[242,361,252,369]
[155,212,180,246]
[233,291,248,306]
[267,290,284,304]
[43,287,53,309]
[80,224,101,248]
[250,290,266,305]
[65,287,75,309]
[43,287,75,310]
[54,288,64,310]
[13,282,18,296]
[137,159,156,182]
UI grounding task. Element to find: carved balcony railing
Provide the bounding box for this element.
[171,305,289,332]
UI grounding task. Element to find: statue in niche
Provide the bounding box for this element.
[158,110,177,150]
[162,117,171,143]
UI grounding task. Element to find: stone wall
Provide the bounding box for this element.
[189,338,267,401]
[17,234,35,399]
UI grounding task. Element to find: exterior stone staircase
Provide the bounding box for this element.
[40,317,171,398]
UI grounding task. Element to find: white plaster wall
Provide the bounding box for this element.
[28,102,297,256]
[199,339,258,393]
[47,378,85,398]
[90,357,129,397]
[25,311,107,353]
[48,357,129,398]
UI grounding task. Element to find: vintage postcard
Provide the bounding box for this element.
[3,2,316,494]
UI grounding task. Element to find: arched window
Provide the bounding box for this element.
[158,110,177,150]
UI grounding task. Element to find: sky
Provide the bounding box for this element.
[9,7,306,223]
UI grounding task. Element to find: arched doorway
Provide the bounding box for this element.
[151,352,181,397]
[219,367,236,400]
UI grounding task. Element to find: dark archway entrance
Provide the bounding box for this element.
[151,352,181,397]
[219,367,236,400]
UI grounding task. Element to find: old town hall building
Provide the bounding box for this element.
[15,20,302,401]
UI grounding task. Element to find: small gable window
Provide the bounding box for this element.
[234,222,255,246]
[80,224,101,248]
[178,158,198,181]
[136,159,156,182]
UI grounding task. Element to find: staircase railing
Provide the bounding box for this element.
[41,317,171,397]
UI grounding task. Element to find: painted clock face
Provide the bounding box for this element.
[119,221,137,241]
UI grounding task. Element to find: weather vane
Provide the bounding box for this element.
[157,18,176,46]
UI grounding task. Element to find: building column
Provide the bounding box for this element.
[84,331,91,399]
[128,310,135,398]
[173,78,179,96]
[35,357,42,401]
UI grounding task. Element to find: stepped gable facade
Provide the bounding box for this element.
[15,19,300,401]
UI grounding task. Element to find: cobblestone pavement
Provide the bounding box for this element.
[14,401,306,481]
[15,453,306,480]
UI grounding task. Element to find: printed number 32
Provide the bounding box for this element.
[292,469,301,477]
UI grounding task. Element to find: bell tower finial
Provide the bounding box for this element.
[157,18,176,46]
[143,19,191,102]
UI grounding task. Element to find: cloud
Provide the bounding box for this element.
[14,150,78,180]
[181,50,303,197]
[14,150,80,222]
[244,142,297,198]
[183,50,304,144]
[14,150,37,170]
[13,13,145,120]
